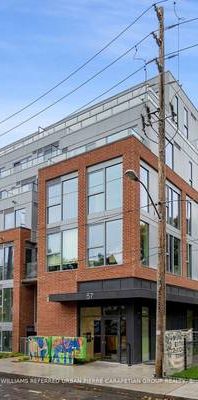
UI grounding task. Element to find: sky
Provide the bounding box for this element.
[0,0,197,147]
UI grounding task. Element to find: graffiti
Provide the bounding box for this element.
[164,329,193,374]
[51,337,86,365]
[28,336,87,365]
[28,336,50,363]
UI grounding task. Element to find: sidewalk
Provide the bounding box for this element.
[0,358,197,399]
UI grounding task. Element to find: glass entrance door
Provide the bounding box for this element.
[101,318,120,362]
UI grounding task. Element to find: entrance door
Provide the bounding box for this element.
[101,318,120,362]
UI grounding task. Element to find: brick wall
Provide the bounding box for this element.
[0,227,34,351]
[37,136,198,336]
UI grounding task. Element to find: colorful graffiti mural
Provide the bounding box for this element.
[28,336,51,363]
[28,336,87,365]
[51,337,87,365]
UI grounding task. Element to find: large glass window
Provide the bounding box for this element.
[47,182,61,224]
[184,107,189,138]
[4,246,13,280]
[63,178,78,220]
[15,208,26,227]
[3,288,13,322]
[171,95,178,126]
[0,247,3,280]
[47,230,78,272]
[0,245,13,281]
[106,164,122,210]
[88,162,122,214]
[1,331,12,352]
[189,161,193,187]
[186,243,192,278]
[166,234,181,275]
[4,209,14,230]
[88,219,122,267]
[186,200,192,236]
[140,221,149,266]
[0,288,13,323]
[47,177,78,224]
[88,224,104,266]
[47,233,61,271]
[140,166,149,212]
[106,220,122,265]
[0,212,3,231]
[166,185,180,229]
[62,229,78,269]
[88,170,104,214]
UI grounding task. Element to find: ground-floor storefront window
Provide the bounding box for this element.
[0,330,12,352]
[80,305,126,363]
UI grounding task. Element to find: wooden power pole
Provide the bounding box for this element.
[154,6,166,378]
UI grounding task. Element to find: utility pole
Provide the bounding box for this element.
[153,6,166,378]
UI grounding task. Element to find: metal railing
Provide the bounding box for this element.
[0,182,37,200]
[0,150,62,179]
[0,85,150,159]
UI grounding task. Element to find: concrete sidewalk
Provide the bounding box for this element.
[0,358,197,399]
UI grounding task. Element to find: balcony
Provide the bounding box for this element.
[23,262,37,282]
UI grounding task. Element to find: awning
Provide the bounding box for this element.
[49,277,198,305]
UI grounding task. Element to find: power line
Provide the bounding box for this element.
[0,33,153,139]
[0,66,148,140]
[0,1,168,127]
[166,43,198,59]
[166,16,198,30]
[0,41,195,141]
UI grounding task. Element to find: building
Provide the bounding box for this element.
[0,71,198,363]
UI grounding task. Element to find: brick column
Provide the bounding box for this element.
[123,140,140,270]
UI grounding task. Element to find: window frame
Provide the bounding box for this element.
[166,185,180,229]
[184,107,189,139]
[62,228,78,270]
[186,200,192,236]
[140,220,149,266]
[186,243,192,278]
[4,209,15,230]
[46,232,61,272]
[15,208,26,227]
[87,160,122,215]
[140,165,149,213]
[0,288,13,323]
[166,234,181,275]
[172,95,179,126]
[47,229,78,272]
[88,219,123,267]
[62,177,78,221]
[46,180,62,225]
[189,161,193,187]
[46,175,78,225]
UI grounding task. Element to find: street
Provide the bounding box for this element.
[0,373,189,400]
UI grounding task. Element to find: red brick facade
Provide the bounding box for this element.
[37,136,198,338]
[0,227,35,351]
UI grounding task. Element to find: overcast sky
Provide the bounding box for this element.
[0,0,197,147]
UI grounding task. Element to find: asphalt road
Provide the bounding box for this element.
[0,373,190,400]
